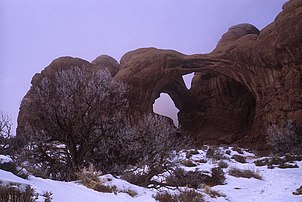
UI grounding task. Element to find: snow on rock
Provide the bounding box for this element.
[0,154,13,163]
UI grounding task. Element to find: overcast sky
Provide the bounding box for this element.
[0,0,287,131]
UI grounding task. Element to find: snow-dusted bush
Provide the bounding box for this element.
[0,112,21,156]
[19,67,128,180]
[120,114,191,187]
[165,167,225,188]
[267,120,302,155]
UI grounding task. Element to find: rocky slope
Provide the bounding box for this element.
[17,0,302,150]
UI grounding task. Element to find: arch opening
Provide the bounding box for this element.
[179,72,256,143]
[182,73,194,90]
[153,93,179,127]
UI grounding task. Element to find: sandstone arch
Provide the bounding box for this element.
[18,0,302,150]
[114,0,302,148]
[115,48,258,144]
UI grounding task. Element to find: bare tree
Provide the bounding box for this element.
[120,114,191,187]
[0,112,15,154]
[20,67,128,180]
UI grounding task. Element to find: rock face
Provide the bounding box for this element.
[18,0,302,150]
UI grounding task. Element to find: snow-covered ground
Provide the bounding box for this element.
[1,147,301,202]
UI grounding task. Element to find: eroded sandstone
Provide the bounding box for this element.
[18,0,302,150]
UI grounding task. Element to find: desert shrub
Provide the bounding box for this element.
[232,155,246,163]
[195,159,207,164]
[228,167,262,180]
[232,147,244,154]
[206,147,225,161]
[182,160,197,167]
[225,150,231,155]
[254,158,269,166]
[209,167,226,186]
[118,115,192,188]
[0,185,38,202]
[278,163,299,169]
[267,120,302,155]
[43,191,53,202]
[154,190,205,202]
[284,153,302,162]
[121,172,148,187]
[218,160,229,169]
[255,154,302,168]
[165,168,209,189]
[165,167,225,188]
[154,192,174,202]
[177,190,205,202]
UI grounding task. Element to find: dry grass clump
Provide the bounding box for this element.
[123,189,138,197]
[0,185,39,202]
[165,168,208,189]
[203,185,226,198]
[77,168,139,197]
[218,160,229,169]
[228,167,262,180]
[278,163,299,169]
[231,147,244,154]
[195,159,208,164]
[121,172,147,187]
[254,158,269,166]
[182,159,198,167]
[166,167,225,188]
[225,150,231,155]
[232,155,246,163]
[209,167,226,186]
[206,147,226,161]
[154,190,205,202]
[76,166,117,194]
[254,154,302,169]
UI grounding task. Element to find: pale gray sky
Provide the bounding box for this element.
[0,0,286,132]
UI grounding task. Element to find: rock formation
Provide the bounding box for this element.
[18,0,302,150]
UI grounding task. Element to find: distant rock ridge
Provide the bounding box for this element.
[17,0,302,151]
